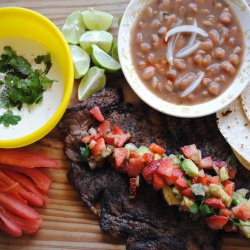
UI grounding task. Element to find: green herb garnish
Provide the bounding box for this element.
[34,53,52,74]
[0,110,21,127]
[79,145,90,161]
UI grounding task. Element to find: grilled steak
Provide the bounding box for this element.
[59,87,250,250]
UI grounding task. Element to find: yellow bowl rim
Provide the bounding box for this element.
[0,7,74,148]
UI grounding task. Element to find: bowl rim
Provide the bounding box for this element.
[118,0,250,118]
[0,7,74,148]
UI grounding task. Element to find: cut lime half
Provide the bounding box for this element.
[69,45,90,79]
[78,66,106,101]
[79,30,113,54]
[91,44,121,73]
[62,11,85,44]
[111,39,119,62]
[82,8,113,31]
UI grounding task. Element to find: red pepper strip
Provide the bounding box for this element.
[3,170,48,204]
[0,193,39,220]
[0,171,44,207]
[0,165,51,193]
[0,207,41,235]
[0,149,62,169]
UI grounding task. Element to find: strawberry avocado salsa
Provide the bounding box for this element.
[79,106,250,238]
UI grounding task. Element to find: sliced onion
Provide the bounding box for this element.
[187,19,197,47]
[166,34,180,65]
[180,71,205,97]
[165,25,208,42]
[176,41,201,58]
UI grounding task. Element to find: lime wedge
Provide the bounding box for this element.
[69,45,90,79]
[111,39,119,62]
[82,8,113,31]
[118,15,123,27]
[62,11,85,44]
[79,31,113,54]
[78,66,106,101]
[91,44,121,73]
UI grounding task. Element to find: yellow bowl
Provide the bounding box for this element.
[0,7,74,148]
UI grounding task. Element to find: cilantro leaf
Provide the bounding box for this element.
[199,204,214,217]
[79,145,90,161]
[226,154,238,170]
[0,110,21,127]
[34,53,52,74]
[190,203,199,214]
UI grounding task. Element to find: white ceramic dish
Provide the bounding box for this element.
[118,0,250,118]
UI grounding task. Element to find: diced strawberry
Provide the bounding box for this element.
[181,188,194,199]
[228,168,237,180]
[153,174,166,191]
[117,161,129,174]
[81,135,93,144]
[149,143,166,154]
[205,198,226,209]
[142,152,155,164]
[113,126,124,135]
[91,138,106,157]
[128,157,144,177]
[199,156,213,169]
[223,180,235,196]
[90,106,105,122]
[206,215,229,230]
[220,209,232,218]
[97,121,111,134]
[113,148,128,168]
[92,133,104,141]
[232,203,250,221]
[129,178,137,199]
[175,177,188,189]
[208,176,220,185]
[157,158,173,177]
[105,133,116,145]
[197,173,209,185]
[115,133,131,147]
[142,159,162,182]
[180,144,201,163]
[129,150,140,159]
[164,166,183,186]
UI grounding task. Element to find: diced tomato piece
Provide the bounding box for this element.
[0,193,39,220]
[153,174,166,191]
[197,173,209,185]
[90,106,105,122]
[129,178,137,199]
[232,203,250,221]
[163,166,183,186]
[0,149,61,169]
[142,152,155,164]
[180,144,201,163]
[97,121,111,134]
[142,159,162,182]
[199,156,213,169]
[91,138,106,157]
[175,177,188,189]
[128,157,144,177]
[157,158,173,177]
[181,188,194,199]
[113,148,128,168]
[208,176,221,185]
[92,133,104,141]
[220,209,232,218]
[105,133,116,145]
[115,133,131,147]
[117,161,129,174]
[223,180,235,196]
[205,198,226,209]
[149,143,166,154]
[228,168,237,180]
[129,150,140,159]
[206,215,229,230]
[113,126,124,135]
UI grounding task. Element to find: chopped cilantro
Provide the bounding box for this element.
[34,53,52,74]
[226,154,238,170]
[0,110,21,127]
[190,203,199,214]
[199,204,214,217]
[79,145,90,161]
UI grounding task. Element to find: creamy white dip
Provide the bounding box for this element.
[0,37,64,140]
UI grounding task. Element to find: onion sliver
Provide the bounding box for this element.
[166,34,179,65]
[176,41,201,58]
[165,25,208,42]
[181,71,205,97]
[187,19,197,47]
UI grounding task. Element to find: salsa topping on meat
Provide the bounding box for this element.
[78,105,250,238]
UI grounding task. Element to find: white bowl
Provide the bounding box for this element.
[118,0,250,118]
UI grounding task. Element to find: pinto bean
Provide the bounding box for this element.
[214,3,223,12]
[137,60,146,69]
[228,37,236,47]
[166,69,177,80]
[147,53,155,64]
[201,8,210,15]
[176,73,196,90]
[151,19,161,29]
[202,78,212,87]
[151,34,160,47]
[165,80,174,92]
[206,63,221,77]
[214,47,226,60]
[173,59,186,71]
[229,54,240,66]
[136,33,143,43]
[140,42,151,53]
[220,12,232,25]
[230,26,238,36]
[202,20,213,28]
[138,21,146,29]
[209,29,220,45]
[199,39,213,52]
[158,26,167,36]
[178,6,186,16]
[202,55,212,67]
[221,61,236,74]
[188,3,198,13]
[146,7,154,18]
[208,81,221,96]
[233,46,242,55]
[142,66,156,80]
[193,54,203,66]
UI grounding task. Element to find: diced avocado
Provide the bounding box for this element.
[154,153,162,160]
[180,197,194,211]
[169,154,181,165]
[219,166,229,182]
[232,189,249,205]
[191,183,205,196]
[125,143,137,152]
[209,184,232,207]
[137,146,151,155]
[239,220,250,238]
[162,186,180,206]
[181,159,199,177]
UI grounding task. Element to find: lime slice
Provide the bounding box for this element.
[82,8,113,31]
[62,11,85,44]
[91,44,121,73]
[69,45,90,79]
[78,66,106,101]
[111,39,119,62]
[79,31,113,54]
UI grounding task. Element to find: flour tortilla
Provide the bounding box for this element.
[217,98,250,171]
[241,83,250,123]
[232,148,250,171]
